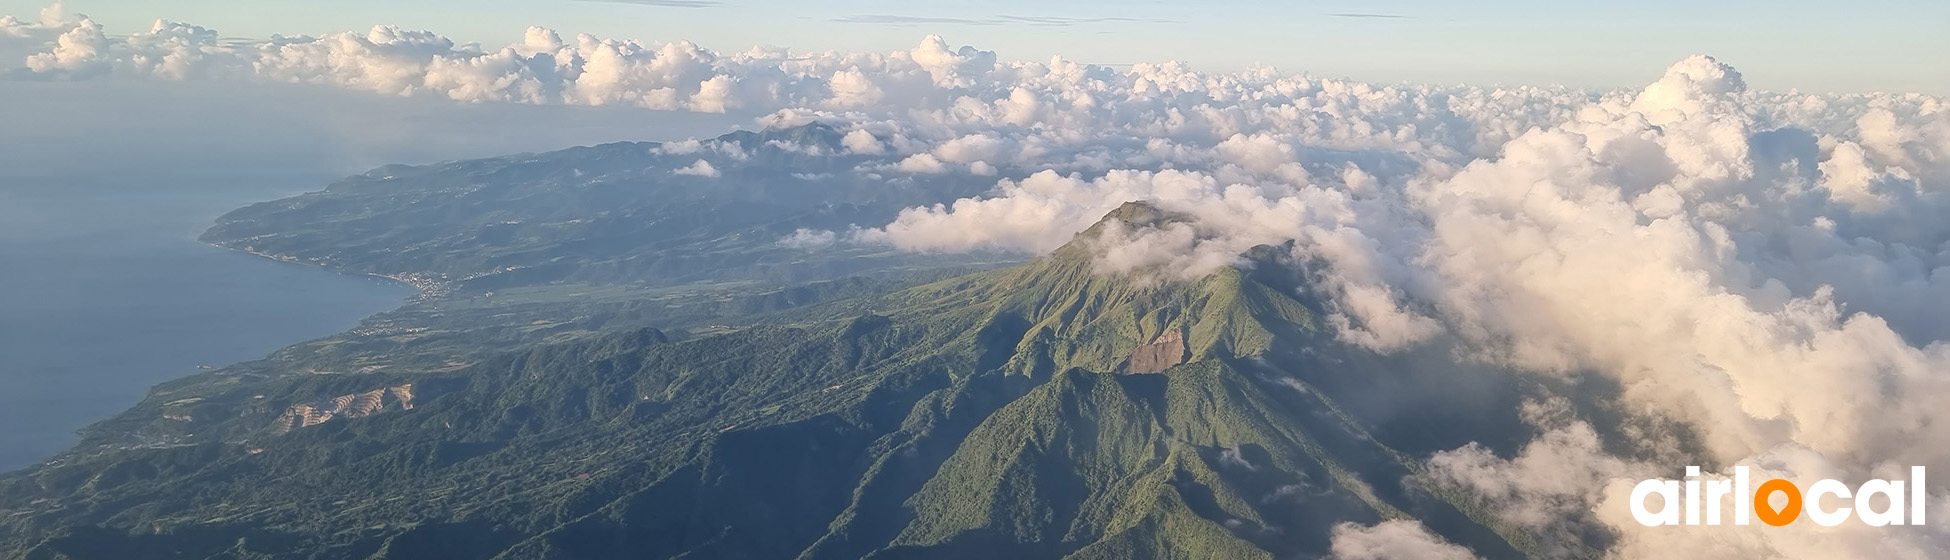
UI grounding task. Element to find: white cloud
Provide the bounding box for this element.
[23,16,105,75]
[1425,399,1659,554]
[672,158,719,177]
[0,1,76,39]
[7,5,1950,557]
[932,133,1007,164]
[852,53,1950,557]
[778,228,837,249]
[825,68,883,108]
[1328,520,1481,560]
[841,128,885,154]
[894,152,946,174]
[1217,445,1259,471]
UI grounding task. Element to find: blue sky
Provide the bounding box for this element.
[8,0,1947,93]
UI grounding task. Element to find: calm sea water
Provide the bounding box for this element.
[0,173,413,470]
[0,81,747,471]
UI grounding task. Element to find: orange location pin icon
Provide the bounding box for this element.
[1754,479,1803,526]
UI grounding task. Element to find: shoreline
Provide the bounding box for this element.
[213,241,451,301]
[0,235,420,473]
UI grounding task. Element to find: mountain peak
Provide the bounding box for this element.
[1097,200,1193,230]
[876,204,1318,378]
[1053,200,1198,260]
[714,121,846,152]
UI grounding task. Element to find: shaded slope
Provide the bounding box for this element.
[2,204,1536,560]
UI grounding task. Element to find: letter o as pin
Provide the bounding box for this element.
[1755,479,1802,527]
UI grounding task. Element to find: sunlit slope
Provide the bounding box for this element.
[2,205,1532,559]
[486,208,1526,559]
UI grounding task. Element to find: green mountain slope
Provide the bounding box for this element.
[1,203,1541,560]
[197,122,1004,290]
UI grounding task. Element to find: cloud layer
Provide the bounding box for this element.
[853,55,1950,558]
[853,53,1950,558]
[8,4,1950,557]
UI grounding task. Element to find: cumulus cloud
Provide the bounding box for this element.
[3,6,1584,156]
[1328,520,1480,560]
[0,1,75,39]
[850,51,1950,558]
[894,153,947,174]
[8,5,1950,557]
[1425,399,1663,555]
[840,129,886,154]
[672,158,719,177]
[0,12,1039,117]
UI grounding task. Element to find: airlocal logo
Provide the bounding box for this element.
[1631,466,1925,527]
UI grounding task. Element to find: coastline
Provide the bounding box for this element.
[0,230,417,472]
[214,242,449,301]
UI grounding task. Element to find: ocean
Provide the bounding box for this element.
[0,172,412,470]
[0,80,746,471]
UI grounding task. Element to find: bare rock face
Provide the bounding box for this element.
[1119,328,1187,374]
[272,384,414,434]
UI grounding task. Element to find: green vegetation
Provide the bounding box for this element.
[1,130,1555,559]
[198,122,1003,289]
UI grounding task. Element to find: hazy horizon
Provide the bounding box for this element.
[6,0,1945,95]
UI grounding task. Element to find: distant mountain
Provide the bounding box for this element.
[0,202,1549,559]
[199,122,1002,290]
